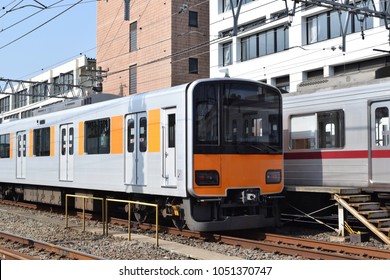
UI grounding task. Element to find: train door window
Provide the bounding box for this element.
[61,128,66,156]
[33,127,51,156]
[0,134,10,158]
[168,114,175,148]
[127,119,135,153]
[375,107,389,146]
[69,127,74,155]
[84,118,110,154]
[317,110,345,148]
[139,117,147,152]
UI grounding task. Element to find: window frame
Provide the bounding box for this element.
[289,110,345,150]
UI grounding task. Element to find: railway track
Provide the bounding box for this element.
[125,221,390,260]
[0,231,104,260]
[2,199,389,260]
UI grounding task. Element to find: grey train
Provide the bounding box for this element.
[283,76,390,192]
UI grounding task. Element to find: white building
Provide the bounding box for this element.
[0,55,96,123]
[210,0,390,92]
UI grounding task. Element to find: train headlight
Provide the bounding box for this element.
[266,170,281,184]
[195,170,219,186]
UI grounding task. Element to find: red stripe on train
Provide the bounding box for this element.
[284,150,390,160]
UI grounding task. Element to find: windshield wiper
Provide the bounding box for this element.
[247,143,280,153]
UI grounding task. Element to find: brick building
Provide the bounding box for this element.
[97,0,209,96]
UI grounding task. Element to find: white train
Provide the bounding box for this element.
[0,78,284,231]
[283,75,390,191]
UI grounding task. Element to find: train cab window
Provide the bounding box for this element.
[290,110,345,149]
[194,84,219,145]
[84,118,110,154]
[33,127,51,156]
[375,107,389,146]
[0,134,10,158]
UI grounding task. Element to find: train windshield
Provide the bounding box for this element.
[193,81,282,154]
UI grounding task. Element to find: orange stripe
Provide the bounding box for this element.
[78,122,84,155]
[9,133,13,158]
[50,126,55,157]
[193,154,283,196]
[29,130,33,157]
[111,115,124,154]
[148,109,160,152]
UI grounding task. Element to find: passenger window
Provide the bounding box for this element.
[33,127,51,156]
[0,134,10,158]
[290,110,345,150]
[84,118,110,154]
[375,107,389,146]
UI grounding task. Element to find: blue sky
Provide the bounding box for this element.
[0,0,96,80]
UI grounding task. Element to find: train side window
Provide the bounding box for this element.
[84,118,110,154]
[33,127,51,156]
[375,107,389,146]
[290,110,345,149]
[317,110,345,148]
[127,119,135,153]
[290,114,316,149]
[0,134,10,158]
[139,117,147,152]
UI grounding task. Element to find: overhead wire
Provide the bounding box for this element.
[0,0,85,50]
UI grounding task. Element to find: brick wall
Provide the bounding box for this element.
[97,0,209,95]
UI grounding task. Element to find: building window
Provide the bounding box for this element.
[241,26,288,62]
[130,21,137,52]
[275,76,290,93]
[222,41,232,66]
[12,89,28,109]
[33,127,51,157]
[189,11,198,27]
[290,110,345,150]
[307,7,373,45]
[0,134,10,158]
[32,82,48,103]
[189,58,199,74]
[53,72,73,95]
[129,64,137,95]
[0,96,10,113]
[85,118,110,154]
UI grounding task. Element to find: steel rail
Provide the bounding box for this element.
[0,246,37,260]
[0,231,105,260]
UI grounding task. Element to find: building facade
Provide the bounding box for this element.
[210,0,390,92]
[97,0,210,96]
[0,55,96,123]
